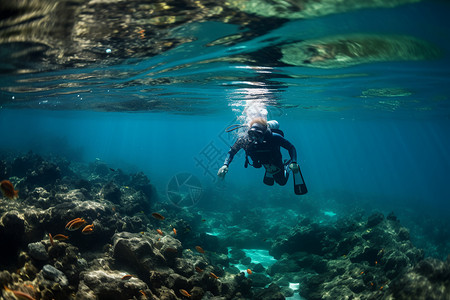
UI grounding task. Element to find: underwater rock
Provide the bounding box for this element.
[270,221,339,258]
[101,181,121,204]
[11,152,44,178]
[229,248,246,263]
[387,256,450,299]
[120,190,151,215]
[28,242,49,261]
[112,232,167,274]
[28,187,52,209]
[0,211,25,265]
[253,283,285,300]
[249,272,272,287]
[120,215,146,232]
[367,212,384,227]
[130,171,156,200]
[199,232,228,255]
[41,264,68,287]
[43,199,117,250]
[159,235,183,265]
[77,269,150,300]
[240,256,251,265]
[26,161,61,187]
[251,263,265,273]
[398,227,410,241]
[0,160,9,178]
[268,252,327,277]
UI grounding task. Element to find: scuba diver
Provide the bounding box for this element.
[217,118,307,195]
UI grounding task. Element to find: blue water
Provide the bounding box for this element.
[1,0,450,257]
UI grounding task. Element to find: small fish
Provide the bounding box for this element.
[156,229,163,236]
[49,233,54,247]
[172,228,177,235]
[179,289,191,297]
[3,285,36,300]
[53,234,69,241]
[140,231,145,235]
[139,290,147,298]
[23,284,34,291]
[121,275,133,280]
[195,246,205,254]
[380,286,384,290]
[109,168,116,172]
[247,269,252,275]
[201,219,206,222]
[0,180,19,200]
[151,212,165,220]
[375,261,378,266]
[81,224,94,234]
[360,271,364,275]
[370,282,374,286]
[209,272,219,279]
[195,266,203,273]
[65,218,86,231]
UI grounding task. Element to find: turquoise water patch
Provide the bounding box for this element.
[323,210,337,217]
[228,247,277,274]
[242,248,277,268]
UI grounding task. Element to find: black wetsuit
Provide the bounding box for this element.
[224,130,297,186]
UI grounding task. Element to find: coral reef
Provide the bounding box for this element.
[0,152,449,299]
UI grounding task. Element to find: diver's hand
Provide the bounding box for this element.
[289,162,299,172]
[217,165,228,178]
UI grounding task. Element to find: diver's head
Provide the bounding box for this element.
[248,118,268,143]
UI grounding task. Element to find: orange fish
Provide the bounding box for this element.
[209,272,219,279]
[53,234,69,241]
[139,290,147,298]
[66,218,86,231]
[3,285,36,300]
[375,261,378,266]
[195,246,205,254]
[360,271,364,275]
[49,233,54,247]
[23,284,34,291]
[156,229,163,236]
[81,224,94,234]
[247,269,252,275]
[0,180,19,200]
[121,275,133,280]
[380,286,384,290]
[151,212,165,220]
[65,218,81,228]
[179,289,191,297]
[172,228,177,235]
[195,266,203,273]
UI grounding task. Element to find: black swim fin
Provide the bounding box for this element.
[292,165,307,195]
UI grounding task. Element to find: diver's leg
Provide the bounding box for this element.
[273,169,288,186]
[263,169,275,186]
